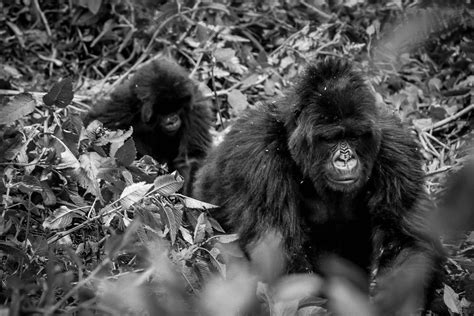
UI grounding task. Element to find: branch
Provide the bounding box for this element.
[422,103,474,132]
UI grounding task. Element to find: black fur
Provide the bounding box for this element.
[194,58,443,313]
[85,59,212,195]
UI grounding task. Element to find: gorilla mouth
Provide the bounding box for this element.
[165,121,181,132]
[327,176,358,185]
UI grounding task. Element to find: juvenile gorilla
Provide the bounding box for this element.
[194,59,443,313]
[85,59,212,195]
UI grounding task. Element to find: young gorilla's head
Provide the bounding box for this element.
[132,59,196,136]
[287,59,382,193]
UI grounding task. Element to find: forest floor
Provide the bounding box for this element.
[0,1,473,315]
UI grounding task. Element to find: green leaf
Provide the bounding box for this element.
[227,89,248,116]
[193,213,207,244]
[87,0,102,15]
[120,182,153,209]
[179,226,194,244]
[115,137,136,167]
[162,206,182,244]
[43,206,78,230]
[43,77,74,108]
[153,171,184,195]
[213,234,239,244]
[182,196,219,210]
[0,93,36,125]
[443,284,460,314]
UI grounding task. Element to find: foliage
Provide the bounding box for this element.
[0,0,473,315]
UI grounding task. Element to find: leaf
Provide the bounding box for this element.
[43,77,74,108]
[162,206,182,244]
[193,213,207,244]
[120,182,153,209]
[428,107,447,121]
[240,73,260,90]
[280,56,295,70]
[412,118,432,130]
[182,196,219,210]
[209,217,226,233]
[213,234,239,244]
[366,24,375,36]
[0,93,36,125]
[87,0,102,15]
[202,2,230,14]
[227,89,248,116]
[56,146,80,169]
[208,247,226,276]
[43,206,77,230]
[115,137,136,167]
[214,48,236,63]
[264,78,276,96]
[428,77,442,92]
[18,175,43,194]
[40,181,57,206]
[153,171,184,195]
[179,227,194,244]
[443,284,461,314]
[196,24,211,43]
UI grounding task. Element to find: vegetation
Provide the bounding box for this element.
[0,0,472,314]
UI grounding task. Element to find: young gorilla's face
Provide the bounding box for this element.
[140,94,192,136]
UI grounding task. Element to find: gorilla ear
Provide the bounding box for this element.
[141,102,154,123]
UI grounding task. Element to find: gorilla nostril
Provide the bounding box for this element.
[334,156,357,170]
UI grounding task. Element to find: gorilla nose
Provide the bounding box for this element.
[333,155,357,170]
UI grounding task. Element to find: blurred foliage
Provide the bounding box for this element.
[0,0,473,315]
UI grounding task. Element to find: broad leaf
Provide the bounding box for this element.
[153,171,184,195]
[0,93,36,125]
[115,137,136,167]
[182,196,219,210]
[43,206,78,230]
[227,89,248,116]
[193,213,207,244]
[120,182,153,209]
[43,77,74,108]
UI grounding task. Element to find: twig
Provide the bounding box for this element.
[421,132,440,158]
[47,205,121,244]
[270,24,310,57]
[300,1,334,22]
[32,0,52,37]
[423,131,450,151]
[209,56,224,128]
[418,132,439,158]
[425,165,453,177]
[0,89,90,102]
[108,5,229,92]
[202,74,268,98]
[44,257,111,315]
[97,41,138,93]
[422,103,474,132]
[187,51,203,77]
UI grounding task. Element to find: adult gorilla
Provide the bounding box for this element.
[194,58,443,313]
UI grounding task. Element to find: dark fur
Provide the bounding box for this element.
[85,59,212,194]
[194,58,443,313]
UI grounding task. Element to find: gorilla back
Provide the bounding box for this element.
[194,58,443,313]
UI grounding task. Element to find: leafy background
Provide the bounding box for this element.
[0,0,473,315]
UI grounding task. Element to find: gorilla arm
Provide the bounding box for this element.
[193,105,303,282]
[368,116,444,313]
[173,95,212,196]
